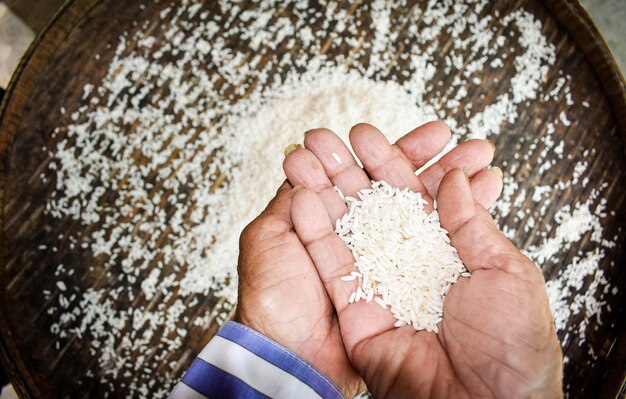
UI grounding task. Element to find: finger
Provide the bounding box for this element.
[437,169,537,276]
[395,121,451,169]
[349,123,429,197]
[291,188,396,348]
[303,128,371,197]
[469,167,503,209]
[283,147,348,222]
[419,139,495,198]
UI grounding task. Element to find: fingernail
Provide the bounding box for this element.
[491,166,503,177]
[304,129,314,136]
[284,143,302,157]
[292,185,305,194]
[462,167,470,183]
[487,140,496,151]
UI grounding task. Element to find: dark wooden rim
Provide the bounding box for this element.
[0,1,99,397]
[0,0,624,397]
[545,0,626,150]
[543,3,626,394]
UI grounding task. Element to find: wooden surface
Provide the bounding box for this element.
[0,0,625,397]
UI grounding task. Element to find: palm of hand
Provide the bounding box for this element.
[357,267,561,398]
[440,268,559,397]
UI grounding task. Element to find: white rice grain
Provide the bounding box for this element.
[336,181,466,332]
[331,152,342,164]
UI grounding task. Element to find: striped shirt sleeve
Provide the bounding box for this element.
[169,321,344,399]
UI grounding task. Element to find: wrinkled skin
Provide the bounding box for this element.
[236,122,563,398]
[236,180,363,395]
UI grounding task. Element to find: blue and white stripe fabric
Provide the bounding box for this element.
[169,321,344,399]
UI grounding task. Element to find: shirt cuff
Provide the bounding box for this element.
[169,321,344,399]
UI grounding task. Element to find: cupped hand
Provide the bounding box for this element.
[235,122,501,397]
[285,122,563,398]
[235,180,363,397]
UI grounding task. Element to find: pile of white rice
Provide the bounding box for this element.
[336,181,468,333]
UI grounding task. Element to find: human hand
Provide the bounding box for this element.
[235,122,502,397]
[285,122,563,398]
[234,180,363,396]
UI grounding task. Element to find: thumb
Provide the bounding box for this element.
[437,169,537,275]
